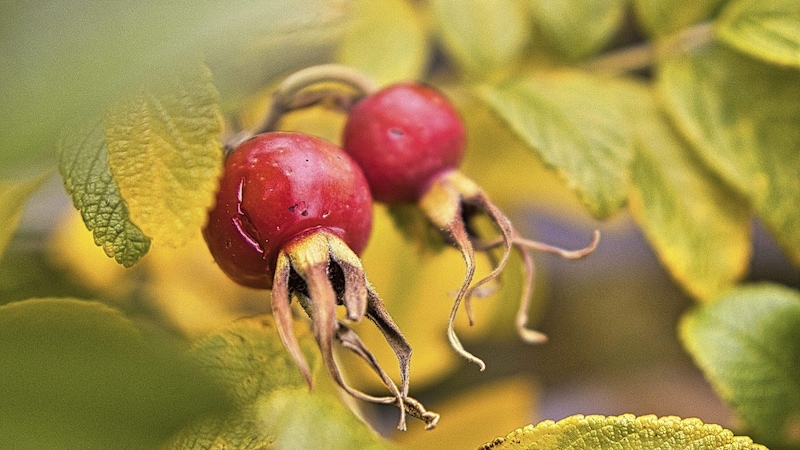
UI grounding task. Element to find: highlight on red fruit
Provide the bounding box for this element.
[203,131,438,430]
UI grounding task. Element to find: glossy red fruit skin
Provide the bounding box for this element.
[342,83,467,204]
[203,132,373,289]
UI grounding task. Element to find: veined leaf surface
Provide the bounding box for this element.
[481,414,766,449]
[103,63,224,248]
[57,120,151,267]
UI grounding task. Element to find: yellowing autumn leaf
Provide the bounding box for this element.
[166,315,391,450]
[394,377,537,450]
[481,414,766,449]
[143,233,268,339]
[48,209,132,299]
[57,121,151,267]
[103,62,224,248]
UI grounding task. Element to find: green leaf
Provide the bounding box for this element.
[478,72,632,218]
[167,316,390,449]
[259,388,393,450]
[1,0,346,173]
[657,43,800,267]
[679,283,800,447]
[632,0,726,37]
[336,0,429,85]
[622,83,751,301]
[526,0,625,61]
[57,120,151,267]
[103,62,224,248]
[430,0,530,79]
[0,173,49,261]
[716,0,800,68]
[0,298,230,450]
[480,414,766,449]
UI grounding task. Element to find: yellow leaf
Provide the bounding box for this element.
[143,233,268,339]
[48,209,132,299]
[337,0,429,85]
[482,414,767,449]
[394,377,537,449]
[430,0,530,79]
[103,62,224,247]
[622,82,751,300]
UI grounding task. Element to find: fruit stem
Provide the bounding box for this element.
[257,64,378,135]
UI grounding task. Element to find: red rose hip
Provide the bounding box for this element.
[203,132,438,430]
[342,82,600,371]
[203,132,372,289]
[342,83,466,203]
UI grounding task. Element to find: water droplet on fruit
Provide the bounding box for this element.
[321,210,330,218]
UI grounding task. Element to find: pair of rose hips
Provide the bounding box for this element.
[203,67,598,430]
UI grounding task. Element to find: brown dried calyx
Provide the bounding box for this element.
[419,169,600,371]
[271,231,439,431]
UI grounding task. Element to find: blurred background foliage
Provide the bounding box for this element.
[1,0,799,449]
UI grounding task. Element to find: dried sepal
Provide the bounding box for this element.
[336,322,440,430]
[271,251,314,388]
[419,170,484,370]
[419,170,600,366]
[272,230,437,430]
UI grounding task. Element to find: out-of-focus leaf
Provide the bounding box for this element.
[526,0,625,61]
[0,173,49,261]
[0,298,230,450]
[0,245,95,307]
[480,414,767,449]
[103,63,224,248]
[56,120,151,267]
[166,315,315,448]
[167,315,390,449]
[716,0,800,68]
[430,0,530,79]
[260,387,393,450]
[657,44,800,266]
[48,209,133,299]
[143,233,267,338]
[455,90,592,220]
[632,0,726,37]
[479,72,632,219]
[680,283,800,448]
[395,378,536,450]
[240,94,348,146]
[0,0,346,173]
[337,0,429,85]
[622,82,751,301]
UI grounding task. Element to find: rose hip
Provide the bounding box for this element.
[203,132,438,430]
[342,82,599,370]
